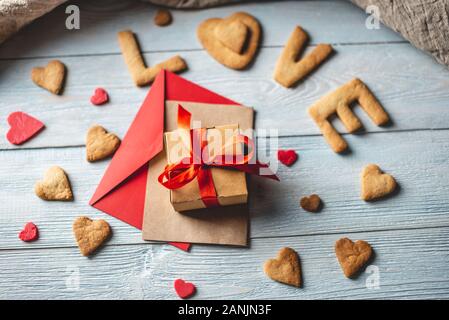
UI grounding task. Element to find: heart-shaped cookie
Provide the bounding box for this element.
[174,279,196,299]
[214,19,248,54]
[361,164,396,201]
[263,247,301,287]
[6,111,45,145]
[335,238,372,278]
[35,166,73,201]
[278,149,298,166]
[198,12,260,70]
[31,60,66,95]
[300,194,322,212]
[73,216,111,256]
[86,125,121,162]
[90,88,109,105]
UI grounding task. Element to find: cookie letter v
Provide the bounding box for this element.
[274,26,333,88]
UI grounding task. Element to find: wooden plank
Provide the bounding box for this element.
[0,0,404,60]
[1,42,447,150]
[1,226,448,299]
[1,129,449,249]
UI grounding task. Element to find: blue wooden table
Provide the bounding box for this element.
[1,0,449,299]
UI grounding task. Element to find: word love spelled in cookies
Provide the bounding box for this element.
[335,238,373,278]
[118,30,187,86]
[274,26,333,88]
[198,12,261,70]
[35,166,73,201]
[308,78,389,153]
[73,216,111,256]
[361,164,397,201]
[31,60,66,95]
[86,125,121,162]
[264,247,302,287]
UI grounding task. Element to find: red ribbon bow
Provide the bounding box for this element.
[158,104,278,207]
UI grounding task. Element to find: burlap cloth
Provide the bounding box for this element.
[0,0,65,43]
[351,0,449,68]
[1,0,448,68]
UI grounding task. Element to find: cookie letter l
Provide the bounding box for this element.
[117,30,187,86]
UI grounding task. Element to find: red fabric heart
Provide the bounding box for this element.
[6,112,45,145]
[90,88,109,105]
[278,149,298,166]
[19,222,39,242]
[174,279,196,299]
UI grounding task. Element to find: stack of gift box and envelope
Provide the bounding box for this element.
[89,70,278,250]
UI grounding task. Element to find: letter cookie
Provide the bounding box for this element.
[118,30,187,86]
[274,26,333,88]
[308,78,389,153]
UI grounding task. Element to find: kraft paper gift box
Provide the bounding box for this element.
[90,70,277,248]
[164,123,248,212]
[143,100,255,246]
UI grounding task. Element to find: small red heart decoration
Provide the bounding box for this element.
[6,112,45,145]
[90,88,109,105]
[174,279,196,299]
[19,222,39,242]
[278,149,298,166]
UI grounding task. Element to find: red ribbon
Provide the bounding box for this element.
[158,104,278,207]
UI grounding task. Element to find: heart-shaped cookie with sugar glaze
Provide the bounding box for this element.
[197,12,260,70]
[263,247,301,287]
[31,60,66,95]
[361,164,397,201]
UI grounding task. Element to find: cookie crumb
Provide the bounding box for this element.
[154,9,172,26]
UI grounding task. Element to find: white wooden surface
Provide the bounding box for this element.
[1,0,449,300]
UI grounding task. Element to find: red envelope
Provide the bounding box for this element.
[89,70,238,251]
